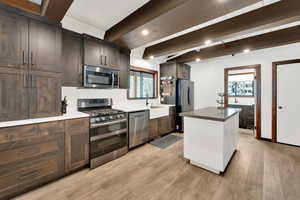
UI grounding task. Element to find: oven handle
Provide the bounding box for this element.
[111,73,115,88]
[90,128,127,142]
[90,119,127,129]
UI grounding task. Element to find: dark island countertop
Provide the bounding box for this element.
[179,107,241,122]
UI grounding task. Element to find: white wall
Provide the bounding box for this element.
[190,42,300,139]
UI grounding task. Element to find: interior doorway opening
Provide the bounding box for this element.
[224,65,261,140]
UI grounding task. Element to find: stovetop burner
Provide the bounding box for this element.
[85,109,124,117]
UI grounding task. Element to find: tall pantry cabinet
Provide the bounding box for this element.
[0,8,62,122]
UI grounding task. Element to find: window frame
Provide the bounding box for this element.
[128,66,158,100]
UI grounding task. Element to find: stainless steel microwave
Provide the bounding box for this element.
[83,65,119,89]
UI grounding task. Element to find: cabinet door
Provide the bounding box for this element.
[62,29,83,87]
[149,119,159,140]
[0,9,28,69]
[0,68,28,122]
[29,19,62,73]
[65,118,89,173]
[29,71,62,118]
[158,116,170,136]
[177,64,190,80]
[83,36,101,66]
[119,49,130,89]
[103,43,120,69]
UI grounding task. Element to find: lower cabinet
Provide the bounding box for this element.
[158,115,176,136]
[0,117,89,200]
[0,121,65,200]
[149,119,159,140]
[65,118,89,173]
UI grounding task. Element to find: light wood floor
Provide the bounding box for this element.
[15,132,300,200]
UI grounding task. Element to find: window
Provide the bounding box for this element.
[228,73,255,97]
[129,67,157,99]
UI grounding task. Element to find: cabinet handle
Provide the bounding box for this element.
[105,56,107,65]
[31,52,34,66]
[22,50,27,65]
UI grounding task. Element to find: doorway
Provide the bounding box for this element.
[224,65,262,140]
[272,59,300,146]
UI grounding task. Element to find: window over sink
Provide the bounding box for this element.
[129,67,158,99]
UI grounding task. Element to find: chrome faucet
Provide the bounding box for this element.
[146,98,150,106]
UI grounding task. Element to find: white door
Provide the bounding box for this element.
[277,63,300,146]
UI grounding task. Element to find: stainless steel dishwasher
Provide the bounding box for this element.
[128,110,150,149]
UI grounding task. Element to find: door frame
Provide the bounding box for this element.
[272,59,300,143]
[224,64,262,140]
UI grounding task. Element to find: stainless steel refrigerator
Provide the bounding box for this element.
[176,80,194,132]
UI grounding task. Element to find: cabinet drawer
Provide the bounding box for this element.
[0,139,63,167]
[65,118,89,133]
[0,121,64,151]
[0,154,64,200]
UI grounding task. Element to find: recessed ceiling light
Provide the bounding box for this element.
[141,29,149,36]
[243,49,250,53]
[204,40,212,45]
[196,58,201,62]
[149,56,154,59]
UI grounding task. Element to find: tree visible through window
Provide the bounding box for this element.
[228,73,255,97]
[129,69,156,99]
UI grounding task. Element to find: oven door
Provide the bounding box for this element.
[90,119,127,159]
[84,66,114,88]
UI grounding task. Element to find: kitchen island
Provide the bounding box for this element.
[180,107,241,174]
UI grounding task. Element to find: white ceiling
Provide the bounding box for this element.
[28,0,42,5]
[65,0,149,31]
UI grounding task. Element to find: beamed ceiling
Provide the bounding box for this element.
[105,0,262,49]
[0,0,73,21]
[105,0,300,63]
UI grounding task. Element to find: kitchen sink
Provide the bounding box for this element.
[149,105,169,119]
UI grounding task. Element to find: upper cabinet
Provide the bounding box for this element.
[83,35,120,69]
[62,29,83,87]
[0,8,62,122]
[29,20,62,73]
[177,63,191,80]
[160,62,191,80]
[83,35,101,66]
[0,9,28,69]
[83,35,130,89]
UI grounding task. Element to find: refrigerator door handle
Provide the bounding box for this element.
[187,87,190,105]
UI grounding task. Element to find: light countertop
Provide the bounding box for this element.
[113,104,175,113]
[0,112,89,128]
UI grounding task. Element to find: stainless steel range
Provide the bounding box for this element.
[78,98,128,169]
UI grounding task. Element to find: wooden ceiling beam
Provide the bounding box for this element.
[104,0,188,42]
[42,0,73,21]
[105,0,260,49]
[144,0,300,59]
[0,0,41,15]
[172,25,300,63]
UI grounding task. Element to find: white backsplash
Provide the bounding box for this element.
[62,87,160,113]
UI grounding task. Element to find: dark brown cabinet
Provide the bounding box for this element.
[0,9,28,69]
[83,35,101,66]
[160,62,191,80]
[0,68,29,121]
[102,42,120,69]
[158,107,176,136]
[29,19,62,73]
[119,48,130,89]
[0,8,62,122]
[65,118,89,173]
[29,71,62,118]
[149,119,159,139]
[177,63,191,80]
[62,29,83,87]
[0,121,65,200]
